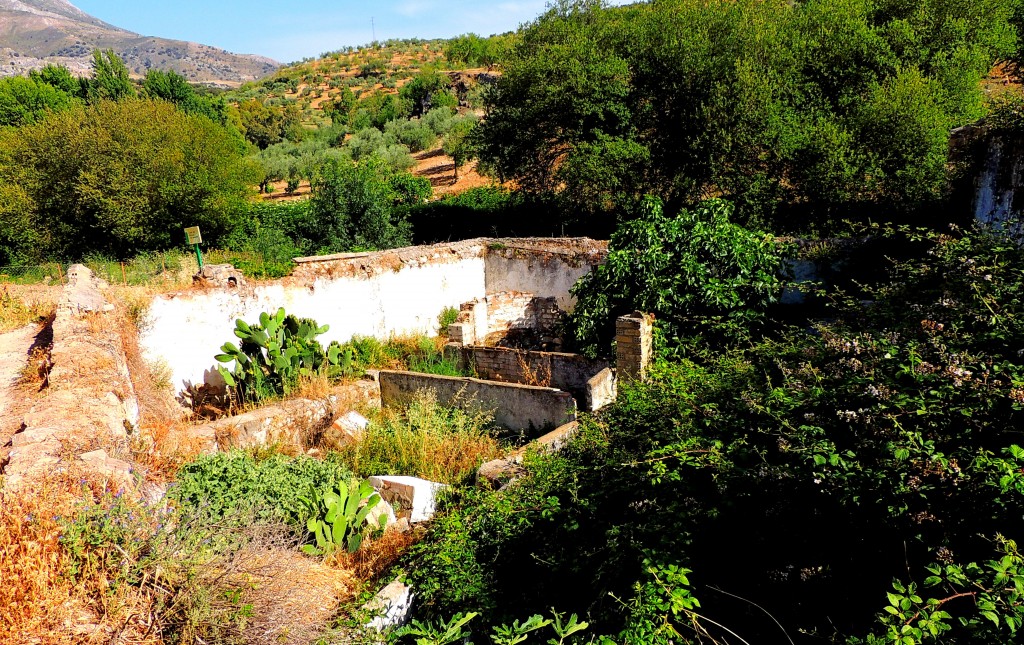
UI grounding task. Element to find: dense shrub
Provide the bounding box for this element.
[0,99,255,264]
[308,155,429,253]
[478,0,1018,232]
[171,451,353,532]
[570,197,787,356]
[406,223,1024,643]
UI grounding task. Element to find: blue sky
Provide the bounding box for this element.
[72,0,571,64]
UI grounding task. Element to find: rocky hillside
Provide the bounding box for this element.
[0,0,279,86]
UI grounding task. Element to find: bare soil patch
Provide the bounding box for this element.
[412,146,491,196]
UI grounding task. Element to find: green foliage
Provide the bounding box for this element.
[0,75,76,127]
[232,98,304,149]
[438,306,460,330]
[399,68,453,117]
[215,308,352,402]
[0,99,255,264]
[350,90,408,130]
[442,118,478,180]
[569,197,787,356]
[143,69,226,123]
[308,155,429,253]
[395,612,478,645]
[29,64,81,97]
[863,538,1024,643]
[423,107,458,136]
[324,86,358,125]
[299,479,384,555]
[391,610,587,645]
[444,32,515,69]
[348,126,415,171]
[59,484,266,643]
[170,450,354,531]
[85,49,136,102]
[478,0,1019,231]
[385,118,438,153]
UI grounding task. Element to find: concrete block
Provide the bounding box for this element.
[363,578,415,631]
[586,367,617,411]
[324,411,369,448]
[369,475,448,523]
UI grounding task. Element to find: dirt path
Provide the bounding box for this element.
[0,324,37,446]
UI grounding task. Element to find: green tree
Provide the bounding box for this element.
[349,90,407,130]
[143,69,226,123]
[308,155,429,253]
[0,76,75,127]
[85,49,136,102]
[477,0,1019,232]
[323,86,357,125]
[29,64,82,97]
[232,98,303,149]
[442,118,477,181]
[0,99,256,262]
[399,68,452,117]
[569,197,786,356]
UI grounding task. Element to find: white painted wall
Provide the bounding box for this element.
[141,256,487,394]
[484,253,601,311]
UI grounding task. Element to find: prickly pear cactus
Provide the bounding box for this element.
[214,308,348,402]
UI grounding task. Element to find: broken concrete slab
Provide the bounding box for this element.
[586,367,617,411]
[323,410,369,448]
[363,578,415,632]
[368,475,448,523]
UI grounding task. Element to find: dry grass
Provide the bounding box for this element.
[0,469,358,645]
[0,287,54,333]
[0,474,83,644]
[331,527,419,587]
[515,351,552,387]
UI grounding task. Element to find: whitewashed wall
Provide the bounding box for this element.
[484,242,606,311]
[141,255,487,394]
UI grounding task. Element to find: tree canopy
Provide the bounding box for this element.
[477,0,1020,232]
[0,99,256,263]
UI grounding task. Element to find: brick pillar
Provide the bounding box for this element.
[615,312,654,383]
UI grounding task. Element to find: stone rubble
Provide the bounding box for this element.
[3,265,140,489]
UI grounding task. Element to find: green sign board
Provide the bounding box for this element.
[184,226,204,270]
[184,226,203,245]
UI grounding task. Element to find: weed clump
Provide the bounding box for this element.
[334,391,500,485]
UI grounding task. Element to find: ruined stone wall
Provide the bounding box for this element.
[483,239,607,311]
[4,265,139,488]
[378,370,577,434]
[451,345,611,410]
[141,238,607,397]
[450,292,562,347]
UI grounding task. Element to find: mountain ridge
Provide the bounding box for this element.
[0,0,279,87]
